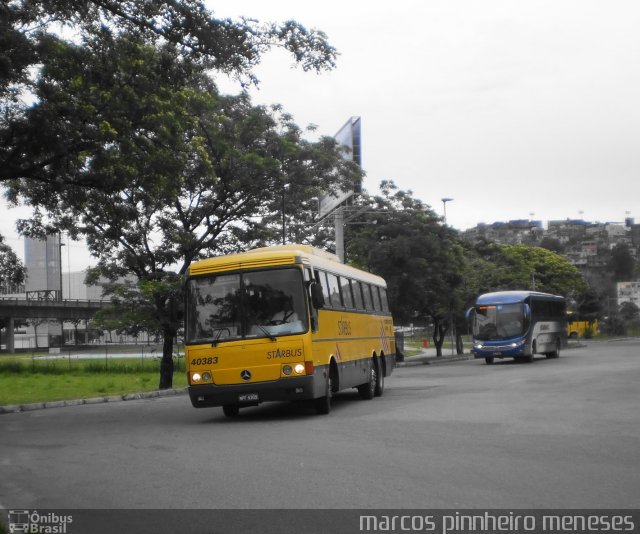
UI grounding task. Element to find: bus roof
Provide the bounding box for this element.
[188,244,386,285]
[476,290,565,305]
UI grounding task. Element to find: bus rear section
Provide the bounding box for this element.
[184,245,395,416]
[468,291,566,364]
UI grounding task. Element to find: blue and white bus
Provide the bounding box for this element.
[467,291,567,364]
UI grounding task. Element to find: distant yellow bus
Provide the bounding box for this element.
[184,244,396,417]
[567,319,599,339]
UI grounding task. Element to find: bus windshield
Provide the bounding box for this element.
[186,268,308,344]
[473,303,525,340]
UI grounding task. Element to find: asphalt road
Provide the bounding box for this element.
[1,339,639,513]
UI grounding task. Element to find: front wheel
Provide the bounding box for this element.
[485,356,494,365]
[315,373,333,415]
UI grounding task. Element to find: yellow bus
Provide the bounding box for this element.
[567,318,599,339]
[184,244,396,417]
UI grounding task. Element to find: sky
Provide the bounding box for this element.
[2,0,639,269]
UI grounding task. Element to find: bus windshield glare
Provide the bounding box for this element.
[473,303,525,340]
[186,268,308,344]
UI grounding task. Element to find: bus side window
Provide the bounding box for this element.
[373,286,383,311]
[362,283,374,311]
[379,287,390,312]
[353,281,365,310]
[326,272,342,308]
[340,277,355,309]
[316,270,332,309]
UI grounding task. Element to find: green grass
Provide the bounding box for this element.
[0,355,187,406]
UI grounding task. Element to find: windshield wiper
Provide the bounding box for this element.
[255,324,277,342]
[211,328,231,347]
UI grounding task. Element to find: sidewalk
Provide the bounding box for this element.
[396,348,473,367]
[397,339,587,367]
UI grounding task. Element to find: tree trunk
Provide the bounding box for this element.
[158,325,176,390]
[432,319,448,357]
[455,332,465,354]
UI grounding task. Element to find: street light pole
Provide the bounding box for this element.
[441,197,454,226]
[281,184,290,245]
[58,233,65,302]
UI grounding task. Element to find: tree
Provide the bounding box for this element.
[608,243,636,282]
[0,233,25,291]
[1,0,337,186]
[575,288,603,321]
[89,279,163,344]
[347,181,469,356]
[619,301,639,323]
[5,31,356,388]
[475,244,588,300]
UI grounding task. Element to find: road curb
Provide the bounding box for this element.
[0,387,188,415]
[396,354,473,367]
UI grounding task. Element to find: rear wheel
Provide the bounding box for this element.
[546,339,561,359]
[358,362,376,400]
[315,373,333,415]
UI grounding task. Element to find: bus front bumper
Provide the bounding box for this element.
[188,375,319,408]
[472,343,528,359]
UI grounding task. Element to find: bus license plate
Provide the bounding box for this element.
[239,393,259,402]
[493,352,501,356]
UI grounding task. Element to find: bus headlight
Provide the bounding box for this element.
[282,363,306,377]
[191,371,213,383]
[474,343,484,350]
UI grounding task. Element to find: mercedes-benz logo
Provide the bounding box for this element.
[240,370,252,381]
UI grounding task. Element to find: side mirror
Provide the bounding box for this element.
[309,282,325,309]
[465,307,475,323]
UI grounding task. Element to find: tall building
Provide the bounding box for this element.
[24,234,63,300]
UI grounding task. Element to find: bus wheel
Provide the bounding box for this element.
[546,339,561,359]
[374,359,384,397]
[358,362,376,400]
[315,373,333,415]
[485,356,494,365]
[222,404,240,418]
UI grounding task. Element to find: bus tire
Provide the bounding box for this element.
[315,373,333,415]
[222,404,240,418]
[485,356,494,365]
[546,339,561,359]
[358,361,376,400]
[374,358,385,397]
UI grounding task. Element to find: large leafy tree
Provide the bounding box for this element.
[1,0,337,186]
[4,31,357,388]
[477,244,588,299]
[347,181,470,356]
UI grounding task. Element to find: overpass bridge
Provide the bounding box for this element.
[0,298,108,352]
